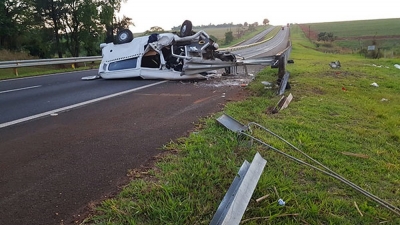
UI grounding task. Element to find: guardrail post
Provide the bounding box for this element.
[13,65,19,76]
[275,55,290,95]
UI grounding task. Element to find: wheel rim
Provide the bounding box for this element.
[182,25,186,33]
[120,33,127,40]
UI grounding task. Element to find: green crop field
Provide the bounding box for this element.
[306,18,400,37]
[299,18,400,56]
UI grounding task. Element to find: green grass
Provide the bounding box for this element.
[82,24,400,224]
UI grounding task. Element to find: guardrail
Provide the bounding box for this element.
[219,35,275,52]
[0,56,102,76]
[219,27,280,52]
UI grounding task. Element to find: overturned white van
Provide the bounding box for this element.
[93,20,240,80]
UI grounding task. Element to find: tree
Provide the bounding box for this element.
[317,32,336,42]
[0,0,132,58]
[224,31,233,44]
[99,0,133,43]
[248,24,256,32]
[0,0,35,50]
[62,0,131,57]
[263,18,269,25]
[114,15,133,33]
[143,26,164,35]
[244,22,248,27]
[33,0,66,58]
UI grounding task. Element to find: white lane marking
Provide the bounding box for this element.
[0,81,167,128]
[0,85,42,94]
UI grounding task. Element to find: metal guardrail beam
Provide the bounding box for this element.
[0,56,102,69]
[219,35,274,52]
[210,152,267,225]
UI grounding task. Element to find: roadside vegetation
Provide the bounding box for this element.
[82,24,400,224]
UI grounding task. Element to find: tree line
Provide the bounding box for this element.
[0,0,132,58]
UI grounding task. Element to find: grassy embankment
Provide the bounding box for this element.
[82,24,400,224]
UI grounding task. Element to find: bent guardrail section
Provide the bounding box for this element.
[210,152,267,225]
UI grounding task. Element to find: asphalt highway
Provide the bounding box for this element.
[0,76,252,225]
[0,71,161,126]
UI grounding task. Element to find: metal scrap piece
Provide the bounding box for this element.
[210,152,267,225]
[216,114,248,133]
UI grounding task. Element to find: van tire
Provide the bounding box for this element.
[115,29,134,44]
[180,20,192,37]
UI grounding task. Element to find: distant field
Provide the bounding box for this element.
[298,18,400,55]
[196,27,233,41]
[304,18,400,38]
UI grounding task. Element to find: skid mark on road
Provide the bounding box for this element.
[193,96,214,104]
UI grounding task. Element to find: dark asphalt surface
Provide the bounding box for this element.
[0,70,158,124]
[0,78,252,225]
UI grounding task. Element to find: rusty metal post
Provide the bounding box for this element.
[13,68,18,76]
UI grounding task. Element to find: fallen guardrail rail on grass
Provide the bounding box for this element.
[215,113,400,218]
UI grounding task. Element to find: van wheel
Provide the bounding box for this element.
[180,20,192,37]
[115,29,134,44]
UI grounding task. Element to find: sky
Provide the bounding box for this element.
[119,0,400,33]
